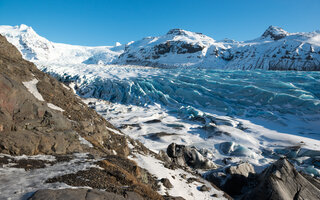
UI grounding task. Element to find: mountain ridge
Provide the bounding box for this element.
[0,24,320,70]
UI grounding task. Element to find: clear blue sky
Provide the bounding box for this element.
[0,0,319,46]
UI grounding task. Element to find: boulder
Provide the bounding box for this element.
[160,178,173,189]
[223,163,255,196]
[166,143,216,169]
[199,185,211,192]
[205,162,255,196]
[225,162,255,177]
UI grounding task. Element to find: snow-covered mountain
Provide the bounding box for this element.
[1,24,320,70]
[117,26,320,70]
[116,28,227,67]
[0,24,124,65]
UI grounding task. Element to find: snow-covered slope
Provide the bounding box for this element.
[1,24,320,70]
[117,26,320,70]
[0,24,124,65]
[224,26,320,70]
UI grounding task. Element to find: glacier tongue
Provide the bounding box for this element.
[39,63,320,173]
[42,64,320,125]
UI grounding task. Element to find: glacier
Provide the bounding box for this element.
[40,63,320,174]
[42,64,320,128]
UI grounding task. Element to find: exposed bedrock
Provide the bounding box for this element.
[242,158,320,200]
[205,158,320,199]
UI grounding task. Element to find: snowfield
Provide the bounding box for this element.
[131,153,227,199]
[0,153,99,200]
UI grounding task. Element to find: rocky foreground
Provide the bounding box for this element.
[0,34,320,200]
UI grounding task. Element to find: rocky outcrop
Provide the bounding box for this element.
[166,143,216,169]
[206,159,320,199]
[261,26,289,40]
[242,158,320,200]
[29,188,142,200]
[0,34,129,156]
[153,40,204,55]
[45,156,163,200]
[225,162,255,178]
[205,162,255,196]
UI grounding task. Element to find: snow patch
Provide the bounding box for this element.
[61,83,70,90]
[78,135,93,148]
[0,153,98,200]
[47,103,64,112]
[22,78,44,101]
[105,126,123,135]
[0,154,56,162]
[131,154,227,200]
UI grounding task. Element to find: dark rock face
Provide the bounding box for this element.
[166,143,216,169]
[167,29,188,36]
[205,162,255,196]
[206,159,320,199]
[29,188,142,200]
[242,158,320,200]
[261,26,289,40]
[223,163,256,196]
[153,41,204,57]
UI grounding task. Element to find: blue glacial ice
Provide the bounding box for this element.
[41,64,320,173]
[44,66,320,138]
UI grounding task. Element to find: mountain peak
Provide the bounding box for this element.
[18,24,32,31]
[261,25,289,40]
[167,28,188,36]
